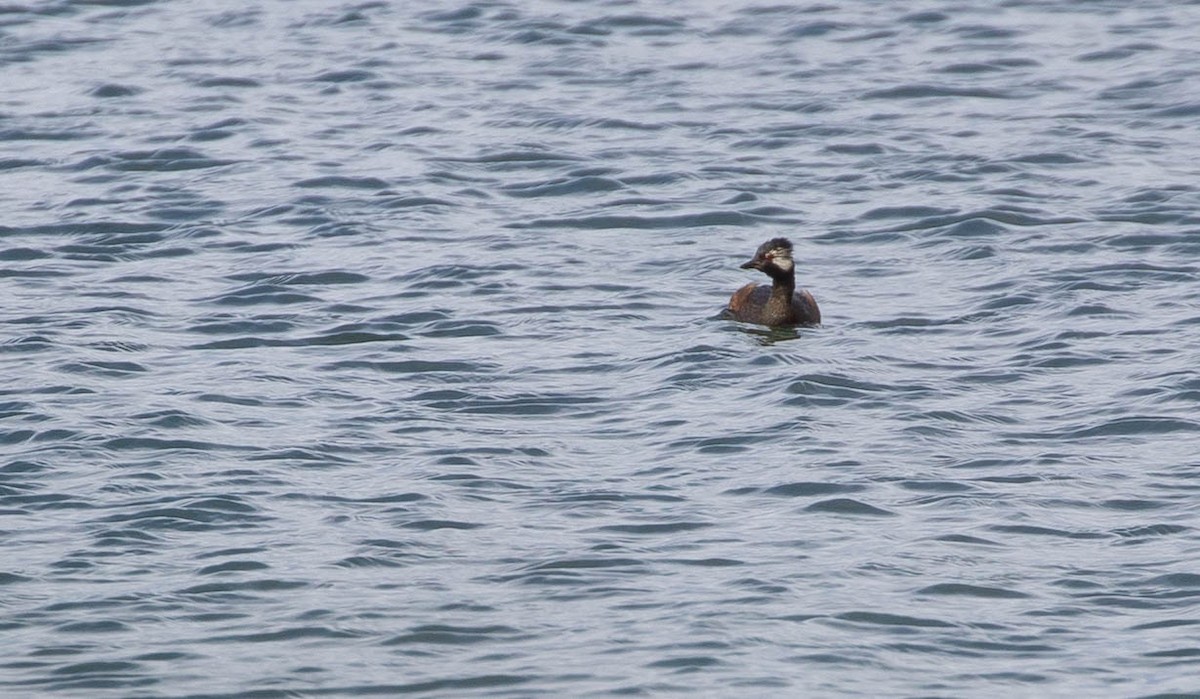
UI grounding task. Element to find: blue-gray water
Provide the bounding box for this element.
[3,1,1200,696]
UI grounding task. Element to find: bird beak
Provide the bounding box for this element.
[740,258,761,270]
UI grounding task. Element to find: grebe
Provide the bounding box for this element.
[725,237,820,327]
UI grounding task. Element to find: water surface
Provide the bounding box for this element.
[3,1,1200,696]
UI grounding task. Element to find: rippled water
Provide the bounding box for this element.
[4,1,1200,696]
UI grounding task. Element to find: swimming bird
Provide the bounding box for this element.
[725,237,821,327]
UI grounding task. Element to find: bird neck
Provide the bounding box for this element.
[765,266,795,296]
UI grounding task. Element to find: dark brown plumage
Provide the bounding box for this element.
[725,237,821,327]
